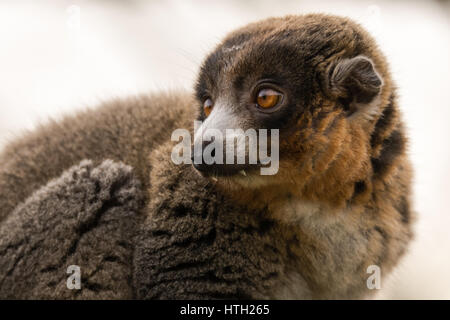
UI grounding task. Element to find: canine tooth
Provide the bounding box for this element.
[211,177,218,182]
[239,170,247,176]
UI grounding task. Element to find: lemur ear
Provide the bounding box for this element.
[325,56,383,116]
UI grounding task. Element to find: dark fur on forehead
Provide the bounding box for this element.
[195,14,388,125]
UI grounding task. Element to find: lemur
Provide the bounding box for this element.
[0,14,413,299]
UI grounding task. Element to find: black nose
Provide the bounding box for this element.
[191,139,250,177]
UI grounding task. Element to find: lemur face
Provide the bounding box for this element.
[193,15,383,190]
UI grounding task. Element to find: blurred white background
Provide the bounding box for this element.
[0,0,449,299]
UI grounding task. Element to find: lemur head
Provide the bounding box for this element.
[193,14,392,206]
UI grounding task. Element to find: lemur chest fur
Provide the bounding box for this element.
[267,199,376,299]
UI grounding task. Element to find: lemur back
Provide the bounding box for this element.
[0,92,195,222]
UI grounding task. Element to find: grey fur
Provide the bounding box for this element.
[0,160,143,299]
[134,150,313,299]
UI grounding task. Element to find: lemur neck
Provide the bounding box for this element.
[216,179,348,222]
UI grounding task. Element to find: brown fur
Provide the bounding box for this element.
[0,92,194,223]
[0,14,414,299]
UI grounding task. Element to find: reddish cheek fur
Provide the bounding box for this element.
[276,103,373,208]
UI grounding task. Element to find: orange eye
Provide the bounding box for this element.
[256,88,283,109]
[203,98,214,116]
